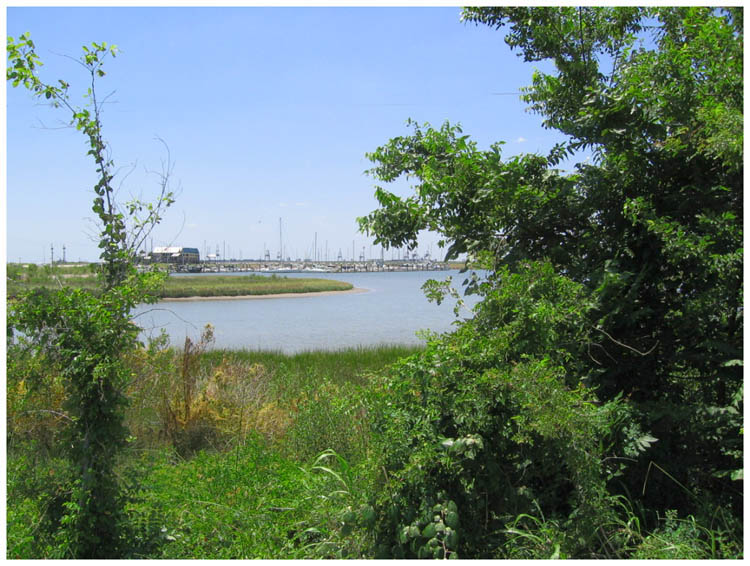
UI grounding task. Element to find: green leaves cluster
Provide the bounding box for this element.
[360,6,742,557]
[7,34,174,290]
[368,261,632,558]
[7,34,174,557]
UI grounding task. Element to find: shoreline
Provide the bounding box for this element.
[160,287,369,302]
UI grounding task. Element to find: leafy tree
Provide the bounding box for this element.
[367,261,650,558]
[7,34,174,557]
[359,5,742,548]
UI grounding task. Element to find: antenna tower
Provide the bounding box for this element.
[278,217,282,261]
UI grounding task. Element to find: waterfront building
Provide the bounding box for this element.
[145,246,200,264]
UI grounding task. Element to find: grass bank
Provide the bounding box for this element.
[6,328,742,559]
[7,340,420,558]
[7,332,742,559]
[6,263,353,299]
[158,274,353,298]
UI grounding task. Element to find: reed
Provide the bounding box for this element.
[158,274,352,298]
[7,264,353,299]
[201,345,420,390]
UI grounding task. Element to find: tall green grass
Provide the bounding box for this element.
[9,334,740,559]
[159,275,353,298]
[7,340,415,558]
[201,345,418,390]
[7,264,353,298]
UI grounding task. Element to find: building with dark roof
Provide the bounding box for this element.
[145,246,200,264]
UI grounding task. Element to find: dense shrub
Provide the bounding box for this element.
[366,262,638,558]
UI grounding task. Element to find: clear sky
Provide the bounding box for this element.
[6,5,573,264]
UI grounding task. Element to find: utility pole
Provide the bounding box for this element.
[50,243,54,265]
[62,244,66,263]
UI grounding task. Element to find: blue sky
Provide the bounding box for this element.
[6,6,573,263]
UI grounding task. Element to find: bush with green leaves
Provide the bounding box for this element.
[359,6,742,541]
[366,261,653,558]
[7,33,174,558]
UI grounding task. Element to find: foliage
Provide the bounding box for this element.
[7,8,743,559]
[95,344,414,559]
[8,337,741,558]
[630,509,742,559]
[7,33,174,557]
[113,442,376,559]
[359,7,742,543]
[364,261,633,558]
[6,454,78,558]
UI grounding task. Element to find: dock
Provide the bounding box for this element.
[169,259,450,274]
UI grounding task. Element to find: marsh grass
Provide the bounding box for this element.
[202,345,418,392]
[7,335,743,558]
[7,264,353,299]
[7,337,414,558]
[118,344,417,558]
[158,274,353,298]
[146,344,417,458]
[119,438,379,558]
[120,339,420,464]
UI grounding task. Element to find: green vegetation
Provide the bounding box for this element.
[7,340,418,558]
[8,33,173,557]
[356,5,742,559]
[8,330,741,558]
[7,264,353,299]
[7,263,101,297]
[7,6,742,560]
[158,274,353,298]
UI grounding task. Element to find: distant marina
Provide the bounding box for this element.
[163,259,452,274]
[137,218,452,275]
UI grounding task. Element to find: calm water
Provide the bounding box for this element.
[132,270,479,352]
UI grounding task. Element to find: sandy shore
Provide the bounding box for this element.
[160,287,369,302]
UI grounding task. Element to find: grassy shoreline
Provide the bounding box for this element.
[157,274,353,298]
[7,335,742,558]
[7,342,421,558]
[6,263,353,299]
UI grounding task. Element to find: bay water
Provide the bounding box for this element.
[132,270,479,353]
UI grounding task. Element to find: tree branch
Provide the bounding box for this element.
[594,326,658,356]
